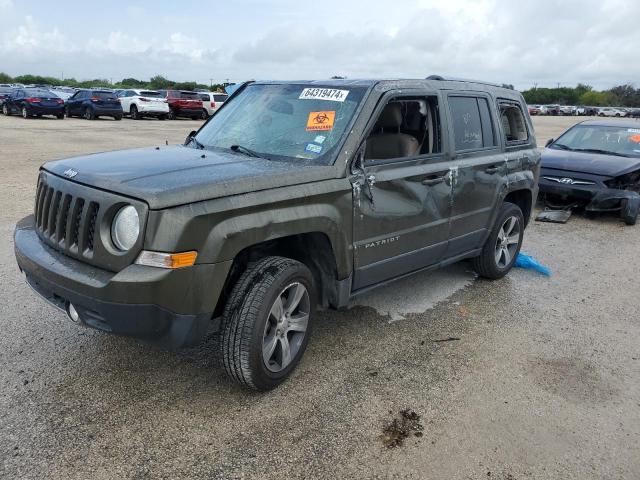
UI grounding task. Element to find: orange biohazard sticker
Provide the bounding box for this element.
[306,111,335,131]
[629,134,640,143]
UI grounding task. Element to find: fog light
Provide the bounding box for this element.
[67,303,80,323]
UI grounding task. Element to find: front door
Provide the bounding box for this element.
[351,93,454,291]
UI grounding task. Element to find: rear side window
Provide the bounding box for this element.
[92,91,114,99]
[213,94,228,102]
[499,102,529,144]
[449,96,496,151]
[180,91,199,99]
[140,91,161,97]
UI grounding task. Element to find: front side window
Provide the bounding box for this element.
[499,102,529,144]
[194,84,367,165]
[365,96,441,161]
[449,96,496,151]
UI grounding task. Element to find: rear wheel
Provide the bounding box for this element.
[167,109,176,120]
[65,106,72,118]
[158,114,167,121]
[130,105,140,120]
[21,106,29,119]
[201,108,208,120]
[114,114,122,121]
[56,113,64,119]
[215,256,316,390]
[472,202,524,279]
[84,107,94,120]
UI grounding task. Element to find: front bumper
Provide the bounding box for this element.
[539,177,639,212]
[14,215,231,348]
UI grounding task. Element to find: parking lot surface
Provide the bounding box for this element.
[1,115,638,479]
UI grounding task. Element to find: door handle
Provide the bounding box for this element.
[422,176,446,186]
[485,165,500,174]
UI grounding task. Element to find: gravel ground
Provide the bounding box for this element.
[0,114,638,480]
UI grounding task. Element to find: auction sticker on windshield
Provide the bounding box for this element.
[307,111,335,131]
[299,88,349,102]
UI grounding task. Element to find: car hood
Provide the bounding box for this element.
[42,145,337,209]
[541,148,640,177]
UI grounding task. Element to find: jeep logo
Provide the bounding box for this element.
[63,168,78,179]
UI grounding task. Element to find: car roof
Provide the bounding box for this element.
[251,77,522,98]
[579,119,640,128]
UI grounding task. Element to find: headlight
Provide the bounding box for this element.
[111,205,139,251]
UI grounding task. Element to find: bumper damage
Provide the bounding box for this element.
[14,215,231,348]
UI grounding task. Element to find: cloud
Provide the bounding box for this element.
[1,0,640,89]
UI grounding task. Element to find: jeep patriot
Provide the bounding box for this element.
[14,78,540,390]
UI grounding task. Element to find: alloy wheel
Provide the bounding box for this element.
[494,216,521,268]
[262,282,310,373]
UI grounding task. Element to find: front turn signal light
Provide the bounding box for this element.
[135,250,198,269]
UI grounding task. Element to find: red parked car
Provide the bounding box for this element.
[158,90,204,120]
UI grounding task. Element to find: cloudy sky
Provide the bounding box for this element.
[1,0,638,90]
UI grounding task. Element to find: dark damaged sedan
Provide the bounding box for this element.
[540,120,640,225]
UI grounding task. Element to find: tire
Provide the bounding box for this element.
[84,107,94,120]
[201,109,208,120]
[56,114,64,119]
[130,105,140,120]
[191,116,199,120]
[167,109,176,120]
[2,104,10,116]
[114,115,122,121]
[158,114,167,121]
[621,198,639,226]
[215,256,316,391]
[472,202,524,279]
[65,106,72,118]
[21,106,29,119]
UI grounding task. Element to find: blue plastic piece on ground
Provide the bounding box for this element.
[514,253,551,276]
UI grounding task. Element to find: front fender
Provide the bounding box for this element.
[144,179,354,279]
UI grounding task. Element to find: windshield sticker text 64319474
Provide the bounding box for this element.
[299,88,349,102]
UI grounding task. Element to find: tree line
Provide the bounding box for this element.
[521,83,640,107]
[0,72,226,92]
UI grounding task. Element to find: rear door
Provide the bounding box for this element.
[444,93,506,258]
[351,90,454,290]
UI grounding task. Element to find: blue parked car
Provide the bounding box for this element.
[2,87,65,119]
[65,89,123,120]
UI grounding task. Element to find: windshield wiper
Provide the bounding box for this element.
[572,148,630,158]
[552,143,573,151]
[229,144,269,160]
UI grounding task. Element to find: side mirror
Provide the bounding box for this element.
[184,130,197,146]
[545,138,554,148]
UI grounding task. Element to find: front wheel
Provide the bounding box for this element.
[130,105,140,120]
[167,110,176,120]
[158,114,167,121]
[215,256,316,391]
[21,106,30,118]
[201,109,208,120]
[84,107,94,120]
[472,202,524,279]
[114,114,122,121]
[2,104,9,116]
[56,113,64,119]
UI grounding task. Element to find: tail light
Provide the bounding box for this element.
[211,101,216,108]
[25,97,41,103]
[90,96,100,102]
[56,99,64,104]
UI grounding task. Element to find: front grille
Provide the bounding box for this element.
[32,171,147,273]
[34,180,98,255]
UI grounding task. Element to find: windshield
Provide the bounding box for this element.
[194,84,367,164]
[551,125,640,157]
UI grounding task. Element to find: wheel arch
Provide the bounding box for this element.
[212,232,342,319]
[504,189,533,227]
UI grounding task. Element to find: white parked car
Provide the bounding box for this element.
[117,89,170,120]
[598,107,627,117]
[198,92,228,118]
[559,105,576,116]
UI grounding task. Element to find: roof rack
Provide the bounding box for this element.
[426,75,510,89]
